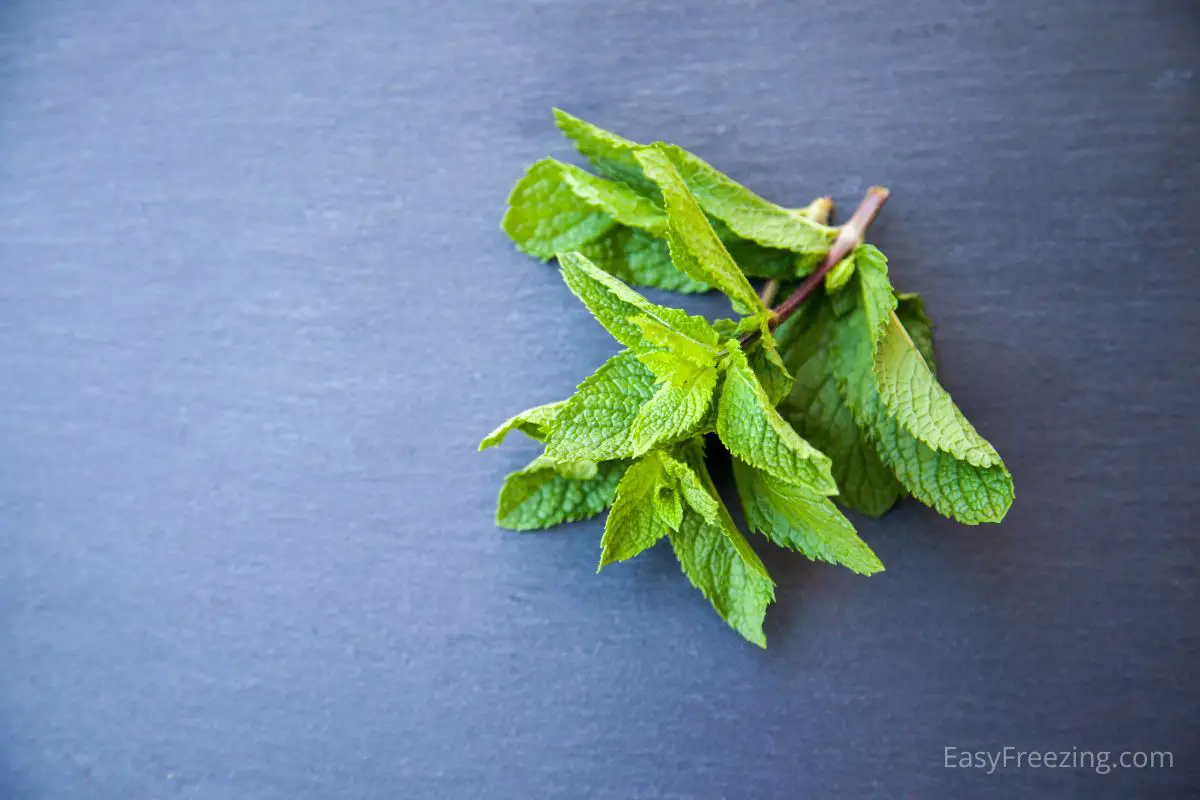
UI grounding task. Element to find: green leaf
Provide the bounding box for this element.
[711,319,740,339]
[659,449,721,524]
[867,412,1014,524]
[830,260,1013,524]
[505,158,667,245]
[580,209,813,287]
[716,346,836,494]
[504,158,664,246]
[654,482,685,530]
[629,316,719,365]
[778,299,902,517]
[636,350,693,384]
[634,146,767,316]
[785,369,903,517]
[553,109,835,257]
[558,251,717,349]
[502,159,616,259]
[895,292,937,376]
[658,144,836,255]
[546,349,659,464]
[553,108,657,195]
[555,459,601,481]
[732,458,883,575]
[578,227,709,293]
[629,362,718,455]
[830,244,896,352]
[480,401,566,450]
[559,161,667,233]
[721,236,806,281]
[504,158,702,293]
[669,510,776,647]
[497,455,628,531]
[746,337,794,406]
[875,312,1000,469]
[669,440,775,647]
[598,446,723,569]
[599,452,678,568]
[824,251,857,292]
[512,112,827,289]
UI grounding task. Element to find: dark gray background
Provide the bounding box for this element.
[0,1,1196,798]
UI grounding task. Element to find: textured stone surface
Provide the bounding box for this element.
[0,1,1197,797]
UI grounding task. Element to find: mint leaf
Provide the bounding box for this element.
[578,226,709,293]
[824,251,857,292]
[658,144,836,255]
[580,205,817,287]
[554,109,835,258]
[827,245,897,418]
[778,299,902,517]
[546,349,658,464]
[506,158,667,247]
[575,209,806,291]
[895,292,937,376]
[599,446,725,567]
[558,251,716,349]
[599,452,677,567]
[629,316,719,365]
[480,401,566,450]
[716,346,837,494]
[503,159,616,259]
[732,458,883,575]
[669,440,775,647]
[510,112,828,291]
[830,258,1013,524]
[875,312,1000,468]
[746,337,794,406]
[556,253,721,419]
[553,108,656,195]
[659,449,721,524]
[634,146,767,317]
[721,234,808,281]
[830,244,896,352]
[636,349,697,385]
[559,160,667,233]
[669,509,776,647]
[497,455,628,531]
[629,361,718,455]
[504,158,703,293]
[869,414,1013,523]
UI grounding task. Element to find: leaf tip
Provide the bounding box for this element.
[858,556,886,577]
[597,546,619,572]
[478,428,504,451]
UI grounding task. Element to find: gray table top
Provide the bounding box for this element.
[1,2,1197,798]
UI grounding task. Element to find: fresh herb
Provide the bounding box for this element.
[482,111,1014,646]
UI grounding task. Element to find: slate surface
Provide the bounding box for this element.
[0,1,1197,798]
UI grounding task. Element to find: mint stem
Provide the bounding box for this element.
[756,195,835,308]
[742,186,889,346]
[769,186,889,329]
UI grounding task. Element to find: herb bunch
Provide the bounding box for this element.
[480,110,1013,646]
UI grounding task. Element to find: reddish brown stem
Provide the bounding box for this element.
[742,185,890,346]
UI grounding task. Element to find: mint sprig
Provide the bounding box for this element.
[481,112,1014,646]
